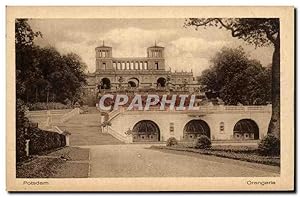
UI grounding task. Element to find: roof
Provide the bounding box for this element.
[147,45,164,49]
[96,41,112,49]
[95,45,112,49]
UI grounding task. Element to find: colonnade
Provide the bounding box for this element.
[113,61,148,70]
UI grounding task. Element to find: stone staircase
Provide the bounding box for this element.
[57,108,123,146]
[26,109,72,130]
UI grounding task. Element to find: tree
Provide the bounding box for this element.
[15,19,42,48]
[15,19,41,161]
[16,19,87,105]
[16,19,42,101]
[185,18,280,138]
[199,47,271,105]
[15,19,88,161]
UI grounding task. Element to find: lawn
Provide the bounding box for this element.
[16,147,90,178]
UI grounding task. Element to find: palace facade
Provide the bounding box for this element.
[84,43,202,101]
[82,43,271,143]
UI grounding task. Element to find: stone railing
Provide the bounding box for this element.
[107,109,121,121]
[195,105,272,113]
[120,104,272,113]
[106,127,132,143]
[26,109,72,114]
[60,108,81,123]
[53,126,71,146]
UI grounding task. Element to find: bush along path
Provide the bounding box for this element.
[150,145,280,166]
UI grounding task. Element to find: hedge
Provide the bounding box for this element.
[16,99,28,162]
[150,145,280,166]
[16,125,66,162]
[27,127,66,155]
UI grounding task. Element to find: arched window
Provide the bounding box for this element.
[233,119,259,140]
[132,120,160,142]
[183,119,211,141]
[100,78,111,90]
[157,77,166,87]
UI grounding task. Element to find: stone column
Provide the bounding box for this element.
[139,62,143,70]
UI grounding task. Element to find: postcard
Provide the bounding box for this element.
[6,6,294,191]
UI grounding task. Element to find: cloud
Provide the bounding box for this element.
[31,19,273,76]
[99,27,178,57]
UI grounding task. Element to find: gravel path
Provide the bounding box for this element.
[89,144,280,177]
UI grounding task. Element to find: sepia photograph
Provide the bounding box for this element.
[6,6,294,191]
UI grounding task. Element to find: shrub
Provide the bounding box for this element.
[166,137,178,147]
[211,145,257,153]
[193,135,211,149]
[258,134,280,156]
[28,127,66,155]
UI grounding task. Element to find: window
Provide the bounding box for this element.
[155,62,159,69]
[102,63,106,69]
[170,122,174,135]
[220,122,225,133]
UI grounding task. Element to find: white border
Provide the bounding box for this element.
[1,0,298,196]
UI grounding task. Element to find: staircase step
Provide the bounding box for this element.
[59,110,123,146]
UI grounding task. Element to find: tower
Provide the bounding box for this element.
[147,43,165,70]
[95,41,113,71]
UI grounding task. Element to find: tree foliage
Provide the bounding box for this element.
[15,19,88,161]
[185,18,279,47]
[200,47,271,105]
[16,19,87,105]
[185,18,280,137]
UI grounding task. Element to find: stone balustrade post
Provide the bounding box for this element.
[25,139,30,156]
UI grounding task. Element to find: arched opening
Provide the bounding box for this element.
[100,78,111,89]
[132,120,160,142]
[128,78,139,88]
[183,120,211,141]
[233,119,259,140]
[157,77,166,87]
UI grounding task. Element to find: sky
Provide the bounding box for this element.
[28,19,274,76]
